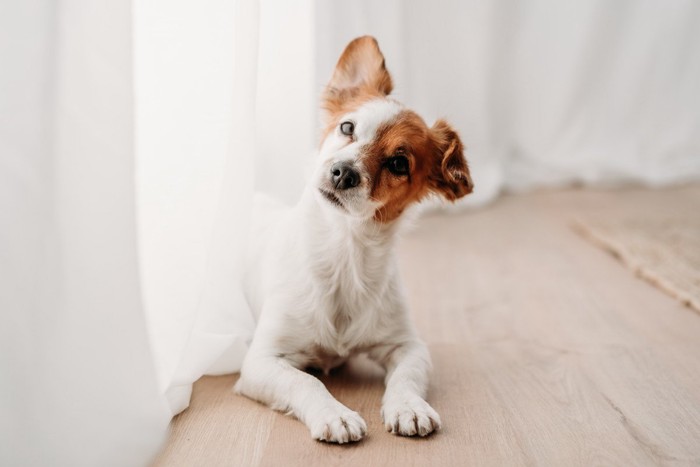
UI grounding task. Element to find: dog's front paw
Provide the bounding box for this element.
[308,404,367,444]
[382,396,441,437]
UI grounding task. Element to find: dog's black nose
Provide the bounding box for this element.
[330,161,360,190]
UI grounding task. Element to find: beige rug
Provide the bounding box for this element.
[574,215,700,313]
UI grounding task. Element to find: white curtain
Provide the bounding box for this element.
[133,0,261,416]
[1,1,169,465]
[1,0,264,464]
[134,0,315,416]
[316,0,700,208]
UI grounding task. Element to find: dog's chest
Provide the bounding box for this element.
[309,250,390,356]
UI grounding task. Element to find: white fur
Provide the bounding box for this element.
[235,98,441,443]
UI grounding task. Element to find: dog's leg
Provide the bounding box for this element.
[371,340,441,437]
[235,351,367,443]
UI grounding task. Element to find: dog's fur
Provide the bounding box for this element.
[235,36,473,443]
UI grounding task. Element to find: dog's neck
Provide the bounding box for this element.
[299,187,402,287]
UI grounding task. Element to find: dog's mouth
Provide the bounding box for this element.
[319,188,347,211]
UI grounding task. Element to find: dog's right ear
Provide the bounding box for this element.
[322,36,393,119]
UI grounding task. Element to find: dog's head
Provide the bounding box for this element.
[315,36,473,223]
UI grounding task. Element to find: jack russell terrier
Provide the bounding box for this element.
[235,36,473,443]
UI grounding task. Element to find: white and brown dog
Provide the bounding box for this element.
[235,36,473,443]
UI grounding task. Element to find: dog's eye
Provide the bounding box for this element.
[387,155,409,176]
[340,121,354,136]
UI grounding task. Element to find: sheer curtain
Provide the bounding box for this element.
[1,1,169,465]
[134,0,316,416]
[1,0,263,464]
[134,0,260,416]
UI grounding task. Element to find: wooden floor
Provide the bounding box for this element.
[154,185,700,466]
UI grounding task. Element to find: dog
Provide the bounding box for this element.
[235,36,473,443]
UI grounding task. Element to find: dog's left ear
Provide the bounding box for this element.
[429,119,473,201]
[322,36,393,117]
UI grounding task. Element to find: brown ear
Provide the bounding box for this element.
[429,119,473,201]
[322,36,393,117]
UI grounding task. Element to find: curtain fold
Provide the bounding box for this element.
[1,1,169,465]
[134,0,316,415]
[134,0,260,415]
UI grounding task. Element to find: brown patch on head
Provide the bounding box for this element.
[361,111,432,223]
[322,36,393,138]
[361,113,474,223]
